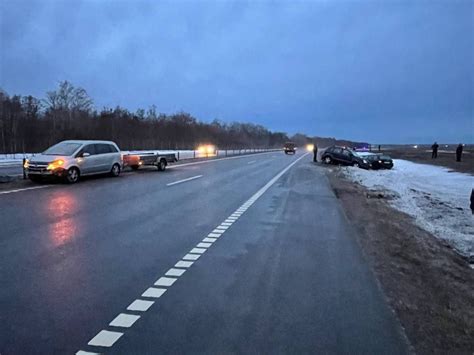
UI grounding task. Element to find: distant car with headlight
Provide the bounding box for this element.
[284,142,296,154]
[321,146,370,169]
[24,140,122,183]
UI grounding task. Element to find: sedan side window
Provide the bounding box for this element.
[342,150,352,157]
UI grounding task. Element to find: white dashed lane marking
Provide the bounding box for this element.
[0,185,52,195]
[127,299,154,312]
[175,260,194,268]
[88,330,123,347]
[142,287,167,298]
[197,242,212,248]
[78,153,308,353]
[182,253,201,261]
[109,313,141,328]
[154,277,177,287]
[165,268,186,277]
[166,175,203,186]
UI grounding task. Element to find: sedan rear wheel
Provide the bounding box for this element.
[353,162,360,168]
[324,156,332,164]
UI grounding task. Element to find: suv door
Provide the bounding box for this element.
[76,144,100,174]
[331,147,343,163]
[340,149,354,165]
[94,144,115,172]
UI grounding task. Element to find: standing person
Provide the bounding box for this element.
[471,189,474,214]
[313,144,318,162]
[456,143,463,162]
[431,142,439,158]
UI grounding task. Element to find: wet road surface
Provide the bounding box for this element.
[0,151,408,354]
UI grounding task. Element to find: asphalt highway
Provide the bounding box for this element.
[0,151,409,354]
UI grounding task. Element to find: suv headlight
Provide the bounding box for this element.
[363,159,368,164]
[47,159,65,170]
[23,159,30,169]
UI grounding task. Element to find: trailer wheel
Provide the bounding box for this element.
[157,159,166,171]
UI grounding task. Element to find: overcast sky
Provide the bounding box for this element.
[1,0,472,143]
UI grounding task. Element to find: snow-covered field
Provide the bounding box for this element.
[0,153,35,165]
[343,159,474,257]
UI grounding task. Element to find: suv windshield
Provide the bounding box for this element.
[43,142,82,156]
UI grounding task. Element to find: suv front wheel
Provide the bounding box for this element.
[65,167,80,184]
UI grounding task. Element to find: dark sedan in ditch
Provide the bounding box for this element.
[364,154,394,169]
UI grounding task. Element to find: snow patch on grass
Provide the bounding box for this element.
[343,159,474,257]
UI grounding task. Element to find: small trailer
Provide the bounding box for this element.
[122,151,178,171]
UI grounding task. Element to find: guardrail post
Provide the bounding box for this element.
[194,150,196,159]
[177,151,180,160]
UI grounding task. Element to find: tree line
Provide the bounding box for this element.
[0,81,365,154]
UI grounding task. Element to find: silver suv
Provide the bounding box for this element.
[25,140,122,183]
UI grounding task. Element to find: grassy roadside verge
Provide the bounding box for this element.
[326,168,474,354]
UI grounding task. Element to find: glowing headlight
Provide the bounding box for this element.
[306,144,314,152]
[363,159,368,163]
[47,159,65,170]
[23,159,30,169]
[197,145,215,154]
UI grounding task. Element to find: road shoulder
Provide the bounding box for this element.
[326,166,474,354]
